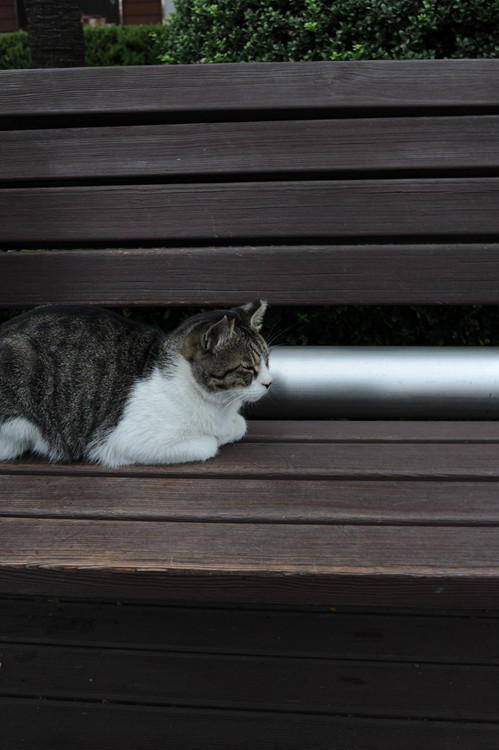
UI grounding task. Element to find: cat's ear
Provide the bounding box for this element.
[235,299,268,332]
[201,316,235,352]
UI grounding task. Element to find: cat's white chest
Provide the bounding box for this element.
[88,360,243,467]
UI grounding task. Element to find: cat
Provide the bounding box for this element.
[0,300,271,467]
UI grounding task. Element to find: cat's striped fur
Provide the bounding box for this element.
[0,301,271,466]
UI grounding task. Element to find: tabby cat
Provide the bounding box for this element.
[0,300,271,466]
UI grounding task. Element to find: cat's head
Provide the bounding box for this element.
[179,299,272,403]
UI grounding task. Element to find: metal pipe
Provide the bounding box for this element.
[249,347,499,419]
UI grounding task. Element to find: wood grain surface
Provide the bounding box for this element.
[2,425,499,607]
[2,116,498,182]
[4,698,499,749]
[1,60,498,117]
[2,179,499,245]
[2,599,499,748]
[3,245,499,306]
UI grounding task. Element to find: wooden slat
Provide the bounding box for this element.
[5,599,498,746]
[1,643,498,720]
[4,699,499,750]
[2,244,499,305]
[5,603,498,746]
[3,442,499,479]
[2,517,499,575]
[2,179,499,245]
[0,243,498,305]
[2,116,498,182]
[3,565,499,608]
[6,421,499,452]
[245,420,499,443]
[2,475,499,526]
[3,599,499,664]
[1,61,499,118]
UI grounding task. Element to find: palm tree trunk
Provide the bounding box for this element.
[24,0,85,68]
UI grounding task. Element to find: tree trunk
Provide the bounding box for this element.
[24,0,85,68]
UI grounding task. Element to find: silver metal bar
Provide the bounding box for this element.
[250,347,499,419]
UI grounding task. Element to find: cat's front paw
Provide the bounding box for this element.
[217,414,247,447]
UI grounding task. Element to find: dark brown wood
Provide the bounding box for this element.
[2,516,499,576]
[1,60,499,118]
[4,698,499,750]
[3,61,499,747]
[2,566,499,608]
[1,599,499,741]
[2,116,498,182]
[245,420,499,443]
[4,599,499,663]
[1,60,499,620]
[3,474,499,526]
[3,441,499,479]
[2,179,499,246]
[2,642,498,720]
[3,244,499,306]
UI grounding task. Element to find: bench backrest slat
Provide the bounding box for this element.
[2,245,499,308]
[1,60,498,309]
[1,61,499,118]
[2,179,498,246]
[1,116,499,183]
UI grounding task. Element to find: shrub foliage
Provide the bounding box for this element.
[159,0,499,63]
[0,24,168,68]
[0,30,31,68]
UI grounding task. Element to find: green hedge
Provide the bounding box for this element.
[159,0,499,64]
[0,30,30,68]
[83,23,168,66]
[3,303,497,347]
[120,304,499,347]
[0,24,168,69]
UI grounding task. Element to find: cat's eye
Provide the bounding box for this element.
[242,360,259,372]
[209,365,241,380]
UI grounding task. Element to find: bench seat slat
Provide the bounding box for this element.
[2,474,499,526]
[2,179,499,245]
[245,420,499,443]
[2,116,498,182]
[3,245,499,306]
[2,61,498,118]
[2,441,499,479]
[1,420,498,449]
[2,517,499,574]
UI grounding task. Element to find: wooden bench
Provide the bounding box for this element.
[1,60,499,747]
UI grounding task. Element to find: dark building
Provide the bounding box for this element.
[0,0,165,33]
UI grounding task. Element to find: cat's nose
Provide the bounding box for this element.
[262,378,272,390]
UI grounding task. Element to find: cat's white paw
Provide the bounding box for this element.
[91,435,219,466]
[217,414,247,447]
[174,436,219,463]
